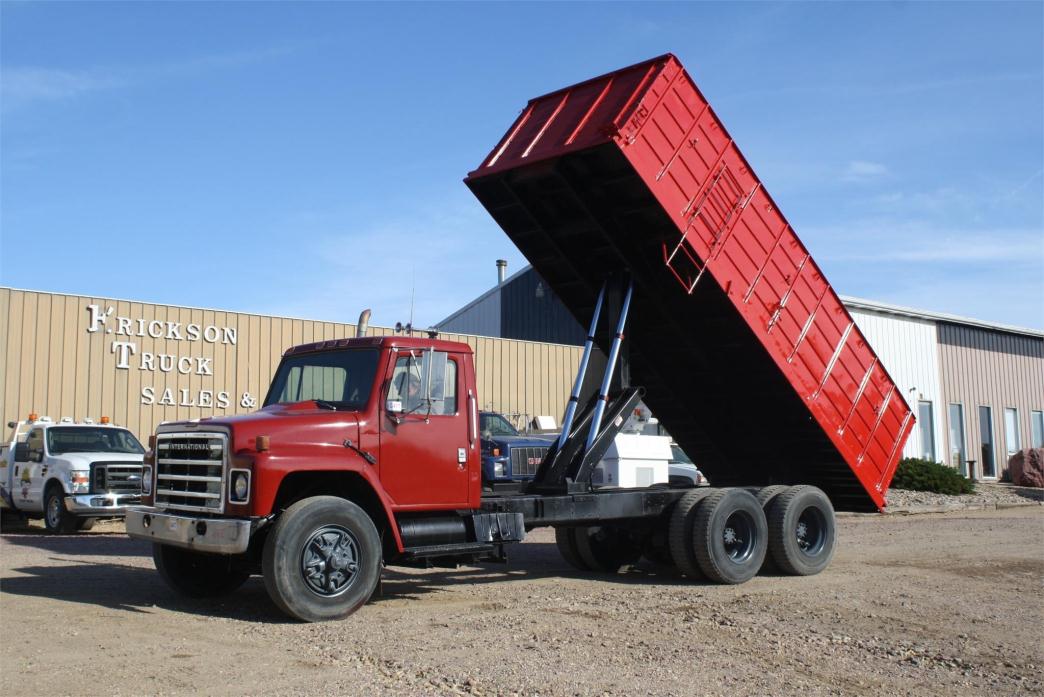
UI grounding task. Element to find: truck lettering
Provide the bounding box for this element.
[141,386,155,405]
[196,357,213,376]
[165,322,184,340]
[86,304,113,333]
[186,323,201,341]
[178,357,194,374]
[111,340,137,369]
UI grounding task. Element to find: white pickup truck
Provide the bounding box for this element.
[0,415,145,533]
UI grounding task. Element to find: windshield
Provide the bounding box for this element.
[670,444,693,464]
[480,413,520,438]
[47,427,145,455]
[265,348,380,409]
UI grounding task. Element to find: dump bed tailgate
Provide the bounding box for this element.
[465,54,914,511]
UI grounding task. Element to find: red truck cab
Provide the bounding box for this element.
[127,337,497,620]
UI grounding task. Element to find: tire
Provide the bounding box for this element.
[43,485,77,534]
[667,488,717,578]
[692,488,768,584]
[755,486,790,573]
[262,496,381,622]
[756,485,790,509]
[75,518,96,532]
[153,544,250,598]
[642,524,675,569]
[555,527,590,571]
[573,525,642,573]
[767,485,836,576]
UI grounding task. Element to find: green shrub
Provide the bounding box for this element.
[891,457,975,495]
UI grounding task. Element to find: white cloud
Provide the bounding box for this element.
[0,67,124,109]
[249,195,527,330]
[842,160,889,182]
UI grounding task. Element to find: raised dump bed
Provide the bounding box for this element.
[466,54,914,511]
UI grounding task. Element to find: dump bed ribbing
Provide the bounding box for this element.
[465,54,914,511]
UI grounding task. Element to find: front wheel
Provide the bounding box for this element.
[43,485,77,534]
[262,496,382,622]
[153,544,250,598]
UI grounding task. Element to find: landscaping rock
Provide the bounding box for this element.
[1008,448,1044,488]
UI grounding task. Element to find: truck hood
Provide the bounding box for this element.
[159,402,362,454]
[50,452,144,468]
[484,434,555,450]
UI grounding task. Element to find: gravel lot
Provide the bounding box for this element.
[2,507,1042,697]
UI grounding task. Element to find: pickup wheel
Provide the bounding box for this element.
[692,488,768,584]
[153,544,250,598]
[767,485,836,576]
[554,527,590,571]
[43,484,77,534]
[573,525,642,573]
[667,488,717,578]
[75,518,95,532]
[262,496,381,623]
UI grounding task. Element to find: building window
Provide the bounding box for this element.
[979,406,995,478]
[1004,408,1021,455]
[948,403,966,475]
[917,401,936,462]
[1032,411,1044,449]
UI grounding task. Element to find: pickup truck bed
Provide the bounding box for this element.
[466,54,914,511]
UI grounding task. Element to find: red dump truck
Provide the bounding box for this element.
[126,54,913,622]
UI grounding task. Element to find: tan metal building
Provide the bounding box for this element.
[937,322,1044,479]
[0,288,582,441]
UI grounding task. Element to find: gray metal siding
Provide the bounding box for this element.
[500,269,585,346]
[437,288,502,337]
[938,322,1044,478]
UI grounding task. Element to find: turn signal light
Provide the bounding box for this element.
[28,412,38,422]
[100,416,110,424]
[492,448,501,456]
[256,435,270,452]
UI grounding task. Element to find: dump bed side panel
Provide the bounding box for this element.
[467,55,914,510]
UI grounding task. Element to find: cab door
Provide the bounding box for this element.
[378,349,471,508]
[19,429,45,511]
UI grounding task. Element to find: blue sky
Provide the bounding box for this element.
[2,2,1042,330]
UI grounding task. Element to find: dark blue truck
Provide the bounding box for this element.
[479,412,554,491]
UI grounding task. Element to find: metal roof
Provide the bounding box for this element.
[437,265,1043,339]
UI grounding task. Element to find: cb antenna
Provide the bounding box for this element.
[408,266,416,335]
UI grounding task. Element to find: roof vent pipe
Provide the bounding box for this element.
[496,259,507,285]
[357,309,371,337]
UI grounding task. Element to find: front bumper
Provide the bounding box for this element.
[125,507,252,554]
[65,493,141,517]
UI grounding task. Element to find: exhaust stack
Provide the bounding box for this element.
[496,259,507,285]
[357,309,371,337]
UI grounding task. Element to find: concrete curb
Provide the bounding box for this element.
[883,500,1043,515]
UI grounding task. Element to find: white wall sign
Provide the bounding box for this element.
[86,304,244,409]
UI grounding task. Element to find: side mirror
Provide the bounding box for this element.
[13,443,28,462]
[421,351,448,405]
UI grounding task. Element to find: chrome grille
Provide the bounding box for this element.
[155,432,226,513]
[510,446,549,478]
[91,462,143,494]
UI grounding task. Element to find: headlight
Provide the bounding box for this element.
[141,466,152,495]
[70,471,89,494]
[493,461,506,478]
[230,470,250,503]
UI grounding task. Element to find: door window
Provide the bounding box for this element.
[979,406,995,478]
[1004,408,1021,455]
[948,404,966,474]
[917,401,935,462]
[26,429,44,460]
[387,351,457,416]
[1032,411,1043,448]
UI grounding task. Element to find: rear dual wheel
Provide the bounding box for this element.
[766,485,836,576]
[554,525,642,573]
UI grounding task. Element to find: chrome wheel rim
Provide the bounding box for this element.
[301,525,360,597]
[46,495,62,529]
